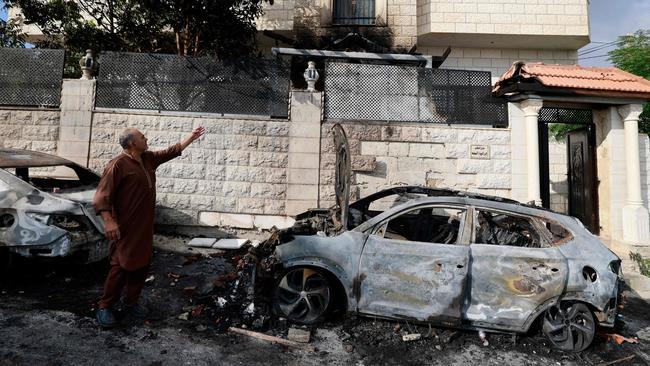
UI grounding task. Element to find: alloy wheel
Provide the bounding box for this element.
[274,267,331,324]
[542,302,595,352]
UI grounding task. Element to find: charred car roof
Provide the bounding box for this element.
[0,148,73,168]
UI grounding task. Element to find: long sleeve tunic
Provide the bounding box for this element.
[93,144,182,271]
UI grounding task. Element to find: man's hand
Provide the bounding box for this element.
[101,212,121,241]
[181,126,205,150]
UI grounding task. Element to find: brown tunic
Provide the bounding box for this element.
[93,144,182,271]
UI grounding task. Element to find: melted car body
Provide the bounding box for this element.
[0,149,107,264]
[256,186,621,352]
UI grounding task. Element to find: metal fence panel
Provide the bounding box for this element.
[324,62,508,127]
[539,107,592,125]
[0,48,64,107]
[95,52,290,118]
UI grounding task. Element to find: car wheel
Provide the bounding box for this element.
[273,267,332,324]
[542,302,595,352]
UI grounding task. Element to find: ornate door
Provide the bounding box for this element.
[567,127,599,234]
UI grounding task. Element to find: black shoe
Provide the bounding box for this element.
[96,308,116,328]
[125,303,148,319]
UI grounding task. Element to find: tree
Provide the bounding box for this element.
[6,0,268,75]
[609,30,650,135]
[0,3,26,47]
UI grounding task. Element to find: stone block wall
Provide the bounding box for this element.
[258,0,295,31]
[0,109,60,153]
[420,46,578,83]
[319,121,512,207]
[88,112,291,226]
[548,138,568,214]
[417,0,588,37]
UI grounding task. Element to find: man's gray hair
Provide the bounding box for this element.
[118,129,136,149]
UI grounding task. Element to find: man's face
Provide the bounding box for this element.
[130,130,148,152]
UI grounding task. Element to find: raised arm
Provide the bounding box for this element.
[151,126,206,168]
[180,126,205,151]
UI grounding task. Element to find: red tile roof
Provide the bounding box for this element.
[494,61,650,96]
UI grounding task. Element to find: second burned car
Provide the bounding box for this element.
[0,149,107,269]
[252,185,621,353]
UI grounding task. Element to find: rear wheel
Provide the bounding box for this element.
[273,267,332,324]
[542,302,595,352]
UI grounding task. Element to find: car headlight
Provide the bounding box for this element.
[25,212,89,231]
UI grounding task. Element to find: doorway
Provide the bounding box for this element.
[538,107,599,234]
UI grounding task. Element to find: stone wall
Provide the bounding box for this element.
[88,111,291,227]
[420,46,578,83]
[548,138,569,214]
[417,0,588,37]
[0,109,60,153]
[319,121,512,208]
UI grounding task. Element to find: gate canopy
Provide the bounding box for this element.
[493,61,650,101]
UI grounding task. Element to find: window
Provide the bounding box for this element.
[333,0,376,25]
[5,165,99,193]
[474,209,543,248]
[376,206,465,244]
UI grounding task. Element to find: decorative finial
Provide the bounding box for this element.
[79,49,98,80]
[303,61,319,92]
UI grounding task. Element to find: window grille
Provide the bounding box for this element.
[333,0,376,25]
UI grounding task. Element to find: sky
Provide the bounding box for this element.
[1,0,648,67]
[580,0,650,66]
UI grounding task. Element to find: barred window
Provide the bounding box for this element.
[333,0,376,25]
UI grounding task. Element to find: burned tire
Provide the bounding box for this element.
[542,302,595,352]
[273,267,332,325]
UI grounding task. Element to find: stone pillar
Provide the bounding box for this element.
[618,104,650,243]
[285,91,322,215]
[56,79,95,168]
[520,98,543,205]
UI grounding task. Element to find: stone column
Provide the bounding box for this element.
[285,91,322,215]
[618,104,650,243]
[520,98,543,205]
[56,79,95,168]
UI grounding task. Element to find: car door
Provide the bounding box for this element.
[356,204,471,326]
[465,207,569,331]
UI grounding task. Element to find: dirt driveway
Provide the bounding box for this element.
[1,234,649,366]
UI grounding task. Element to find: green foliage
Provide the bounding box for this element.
[629,252,650,278]
[609,30,650,135]
[0,3,26,47]
[6,0,267,77]
[547,123,584,142]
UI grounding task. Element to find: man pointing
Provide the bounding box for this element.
[93,126,205,328]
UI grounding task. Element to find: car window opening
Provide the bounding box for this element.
[349,192,428,229]
[475,210,546,248]
[380,207,464,244]
[4,165,100,193]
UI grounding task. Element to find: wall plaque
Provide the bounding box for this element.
[470,145,490,159]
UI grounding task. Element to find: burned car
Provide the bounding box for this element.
[253,185,621,353]
[0,149,107,268]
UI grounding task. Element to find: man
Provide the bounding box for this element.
[93,126,205,328]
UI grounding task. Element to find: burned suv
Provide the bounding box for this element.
[254,186,621,353]
[0,149,107,268]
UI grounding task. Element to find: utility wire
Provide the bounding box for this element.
[579,44,618,56]
[578,54,610,60]
[578,40,620,55]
